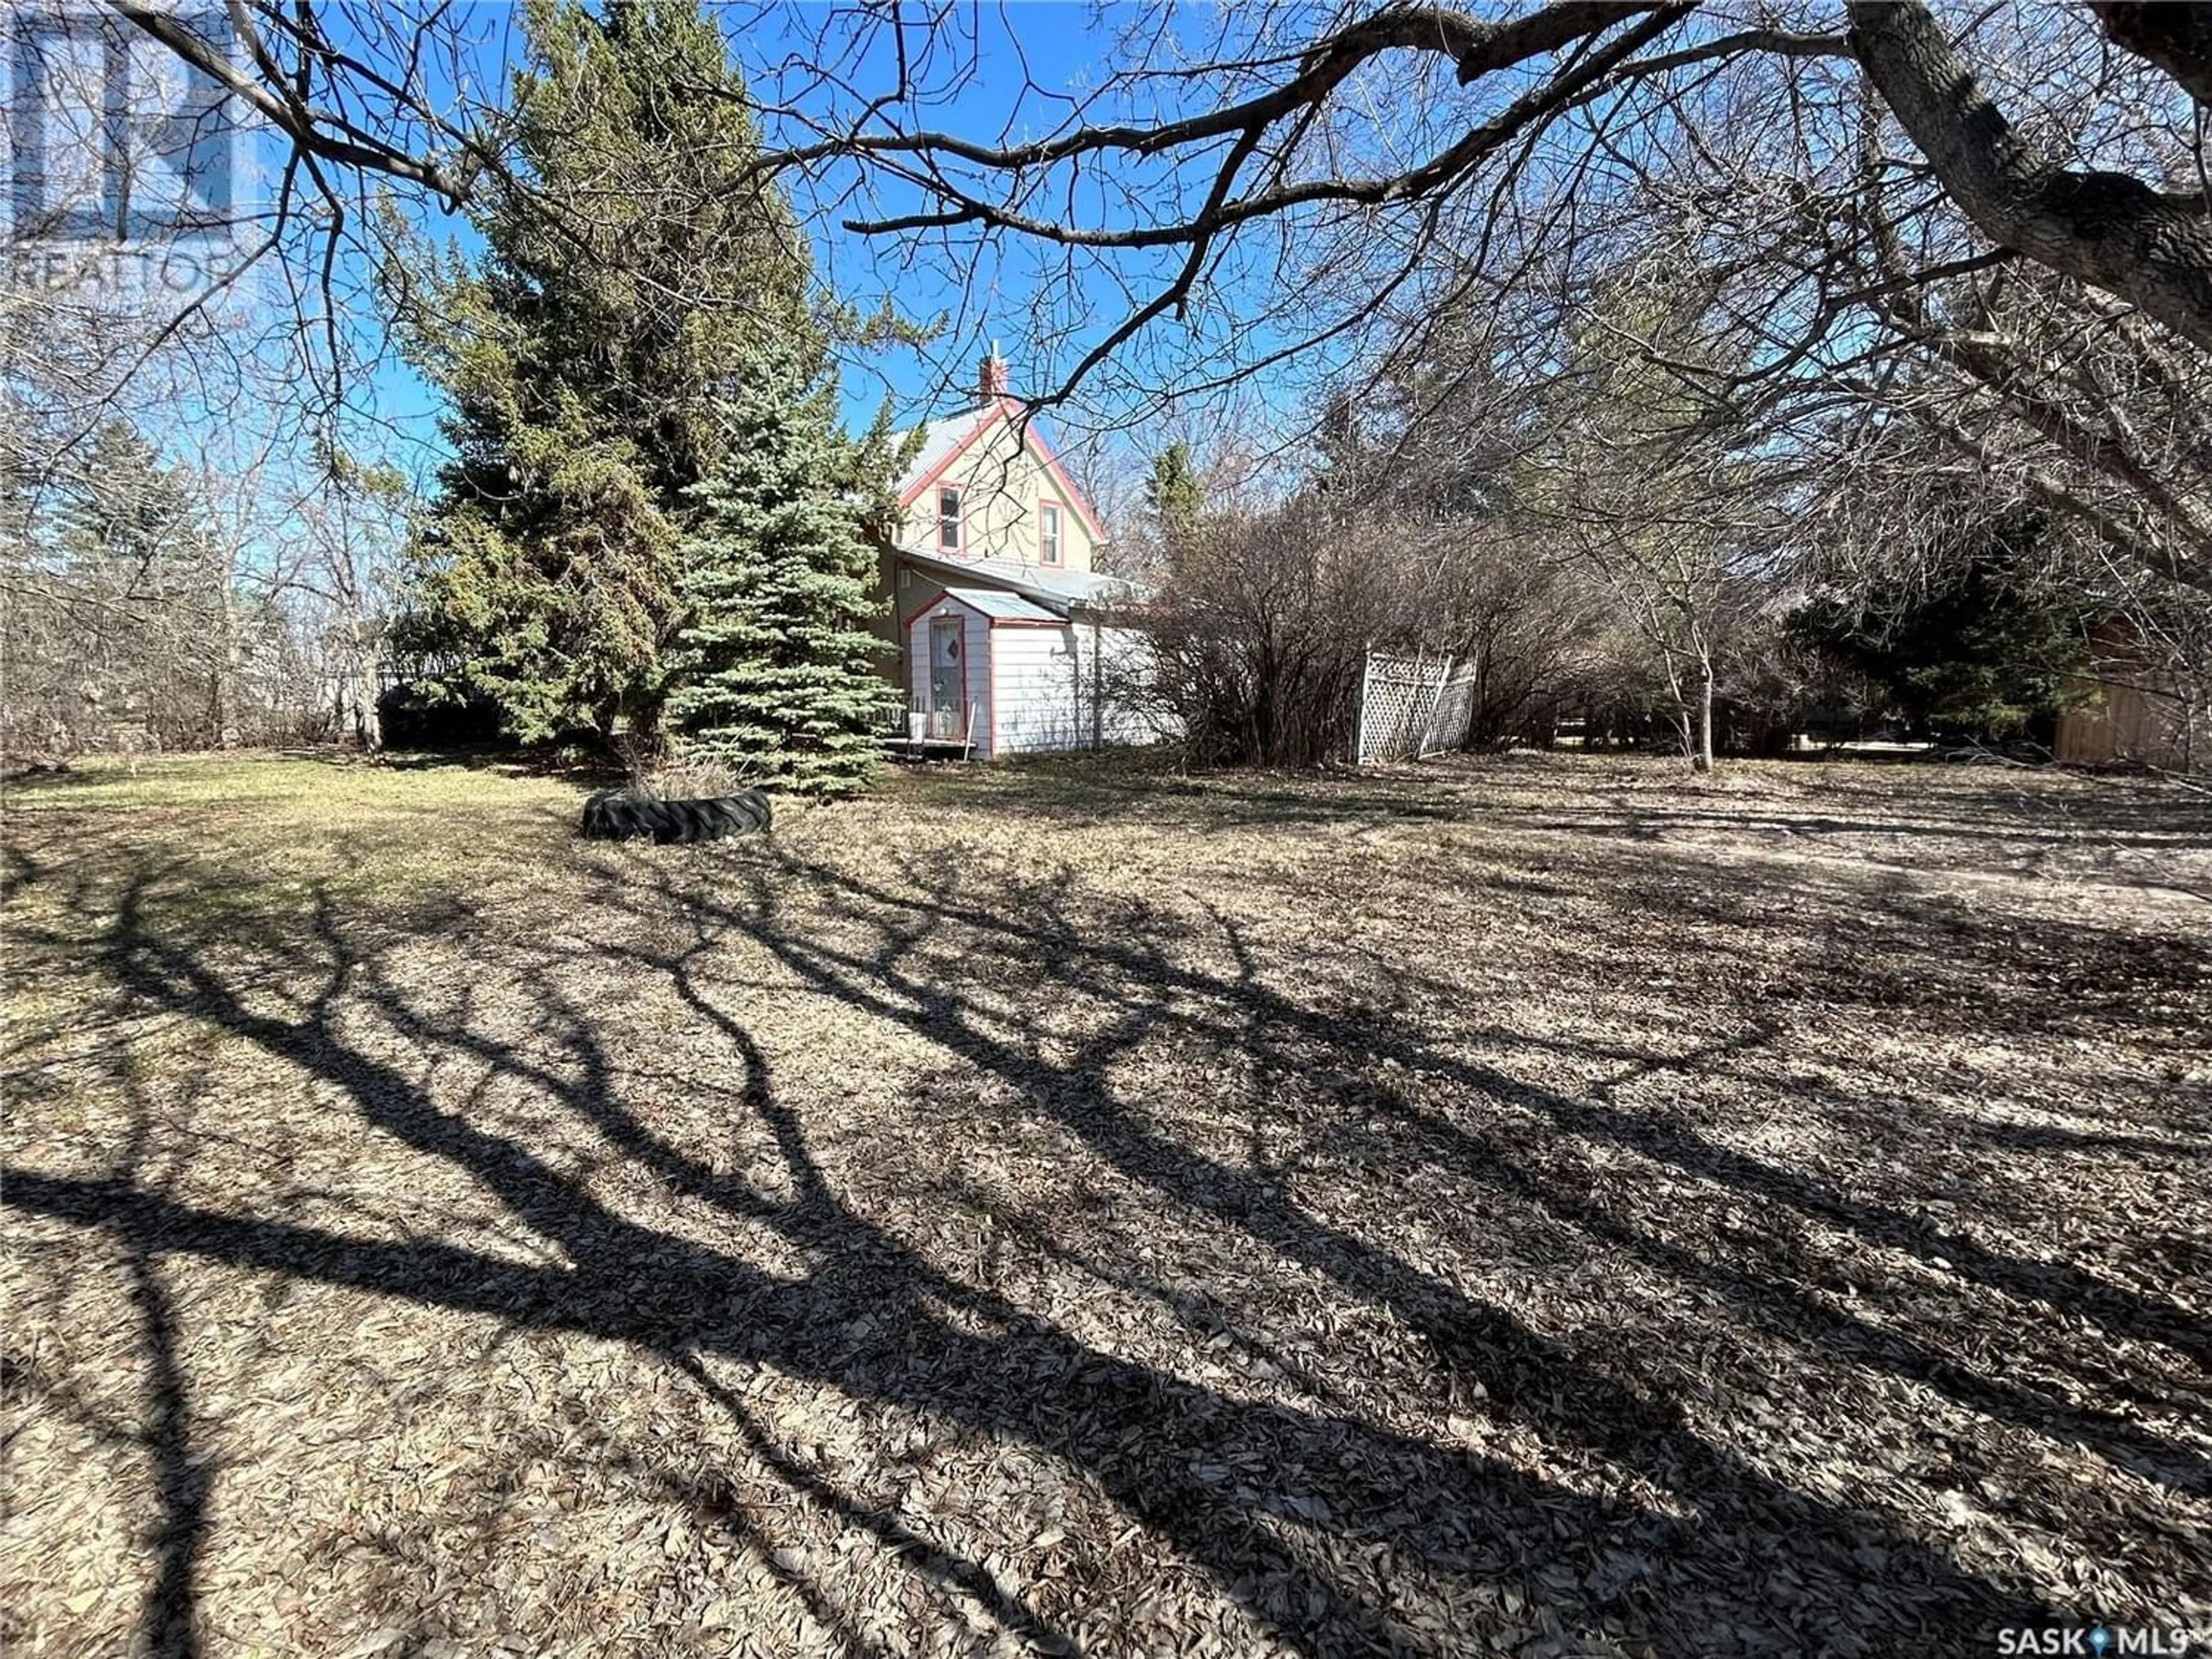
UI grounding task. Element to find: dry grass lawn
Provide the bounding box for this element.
[3,749,2207,1658]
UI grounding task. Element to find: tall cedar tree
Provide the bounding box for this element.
[668,340,893,795]
[391,0,817,759]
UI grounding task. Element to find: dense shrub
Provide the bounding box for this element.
[1144,505,1415,767]
[375,680,506,749]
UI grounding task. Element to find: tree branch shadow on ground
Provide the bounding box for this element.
[895,750,2212,843]
[8,827,2202,1652]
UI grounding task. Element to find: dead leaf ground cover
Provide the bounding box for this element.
[3,749,2207,1658]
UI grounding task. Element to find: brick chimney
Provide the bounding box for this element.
[978,345,1009,402]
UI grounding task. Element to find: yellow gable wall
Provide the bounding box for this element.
[910,415,1098,573]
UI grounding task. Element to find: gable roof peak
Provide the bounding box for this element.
[888,389,1108,545]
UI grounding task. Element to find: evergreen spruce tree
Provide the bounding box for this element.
[391,0,821,762]
[668,341,895,796]
[46,421,234,743]
[1794,505,2090,743]
[55,419,200,579]
[1144,441,1203,545]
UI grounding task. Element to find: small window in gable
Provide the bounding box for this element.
[938,487,963,552]
[1040,502,1063,566]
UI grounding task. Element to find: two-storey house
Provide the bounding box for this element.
[876,351,1151,758]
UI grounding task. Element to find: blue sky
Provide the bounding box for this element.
[341,3,1207,489]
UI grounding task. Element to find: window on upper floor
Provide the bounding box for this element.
[1039,502,1063,566]
[938,487,963,552]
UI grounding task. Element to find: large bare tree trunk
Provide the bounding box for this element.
[1848,1,2212,353]
[2089,4,2212,104]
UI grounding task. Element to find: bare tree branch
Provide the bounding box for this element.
[1848,0,2212,351]
[2089,2,2212,106]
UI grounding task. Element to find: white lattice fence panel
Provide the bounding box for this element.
[1357,653,1476,763]
[1357,653,1450,763]
[1422,664,1477,756]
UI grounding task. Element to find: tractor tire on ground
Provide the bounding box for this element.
[579,789,772,845]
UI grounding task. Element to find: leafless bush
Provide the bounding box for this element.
[1147,501,1473,767]
[646,756,755,800]
[1425,529,1609,749]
